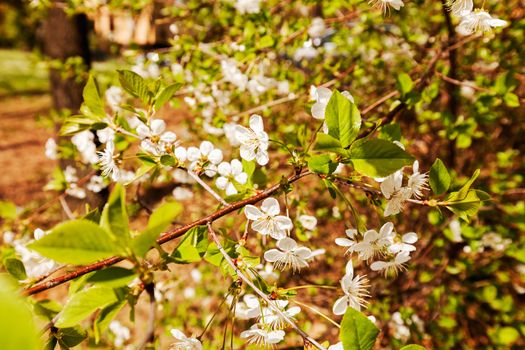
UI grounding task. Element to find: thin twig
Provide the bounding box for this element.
[187,170,228,206]
[58,196,75,220]
[23,171,312,296]
[139,283,156,349]
[206,223,327,350]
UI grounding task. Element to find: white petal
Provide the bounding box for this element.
[174,146,187,162]
[186,147,201,162]
[244,205,263,220]
[316,86,332,102]
[402,232,418,244]
[255,149,269,165]
[345,228,357,238]
[170,329,187,340]
[249,114,264,133]
[380,222,394,237]
[345,260,354,277]
[264,249,284,262]
[230,159,243,174]
[199,141,214,156]
[235,126,252,144]
[215,176,229,190]
[208,149,223,164]
[261,198,280,216]
[335,238,354,247]
[332,296,348,315]
[311,102,326,119]
[160,131,176,143]
[240,147,256,161]
[234,172,248,185]
[217,162,232,176]
[370,261,388,271]
[150,119,166,135]
[275,216,293,231]
[277,237,297,251]
[294,247,313,259]
[225,183,238,196]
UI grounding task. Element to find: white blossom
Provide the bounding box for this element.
[172,187,194,200]
[97,140,120,181]
[240,324,285,346]
[44,138,57,160]
[335,228,358,254]
[370,251,412,275]
[13,229,56,279]
[264,237,312,272]
[86,175,106,193]
[260,299,301,329]
[333,261,369,315]
[328,342,344,350]
[169,329,202,350]
[221,59,248,90]
[96,127,115,144]
[235,294,261,320]
[352,222,395,260]
[370,0,405,12]
[380,170,411,217]
[105,86,123,112]
[215,159,248,196]
[389,232,418,254]
[456,9,507,36]
[186,141,223,177]
[245,198,293,240]
[298,215,317,231]
[407,161,428,199]
[71,130,98,164]
[109,321,131,348]
[234,0,261,14]
[447,0,473,16]
[308,17,327,39]
[235,114,269,166]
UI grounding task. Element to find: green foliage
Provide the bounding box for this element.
[348,139,414,177]
[100,184,130,244]
[340,307,380,350]
[117,69,152,106]
[55,286,118,328]
[325,90,361,148]
[170,225,209,264]
[400,345,426,350]
[28,220,120,265]
[81,75,106,120]
[0,200,17,220]
[429,158,451,195]
[3,258,27,280]
[154,82,182,111]
[0,275,40,350]
[308,154,337,175]
[86,267,136,288]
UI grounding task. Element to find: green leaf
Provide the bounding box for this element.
[314,133,345,153]
[491,327,520,346]
[131,201,183,257]
[171,226,209,264]
[86,267,136,288]
[117,70,151,106]
[160,154,177,166]
[308,154,337,175]
[56,326,87,348]
[82,75,106,120]
[100,184,130,243]
[349,139,414,178]
[154,83,182,111]
[445,189,481,222]
[325,90,361,148]
[400,345,427,350]
[396,73,414,97]
[28,219,120,265]
[503,92,520,107]
[94,301,126,343]
[147,201,183,232]
[0,275,41,350]
[379,123,401,142]
[55,286,118,328]
[446,169,480,202]
[429,158,451,195]
[0,200,17,219]
[340,307,380,350]
[3,258,27,280]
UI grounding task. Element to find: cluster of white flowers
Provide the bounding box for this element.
[63,166,86,199]
[447,0,507,36]
[71,130,99,164]
[108,320,131,348]
[233,295,300,347]
[369,0,405,13]
[234,0,261,14]
[169,329,202,350]
[378,160,428,217]
[13,228,56,279]
[131,53,161,79]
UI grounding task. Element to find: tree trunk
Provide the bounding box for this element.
[41,3,91,111]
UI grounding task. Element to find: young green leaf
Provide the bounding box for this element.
[340,307,380,350]
[308,154,337,175]
[400,345,427,350]
[396,73,414,97]
[446,169,480,202]
[28,219,120,265]
[325,90,361,148]
[100,184,130,243]
[349,139,414,178]
[154,83,182,111]
[117,70,151,106]
[86,267,137,288]
[55,286,118,328]
[314,132,345,154]
[429,158,451,195]
[171,225,209,264]
[82,75,106,120]
[445,189,481,222]
[94,301,126,343]
[3,258,27,280]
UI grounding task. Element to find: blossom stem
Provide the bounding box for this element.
[291,300,341,329]
[207,223,327,350]
[187,170,228,206]
[115,126,141,140]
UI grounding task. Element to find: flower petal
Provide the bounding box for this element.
[244,205,262,220]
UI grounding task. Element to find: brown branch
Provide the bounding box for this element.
[23,171,312,296]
